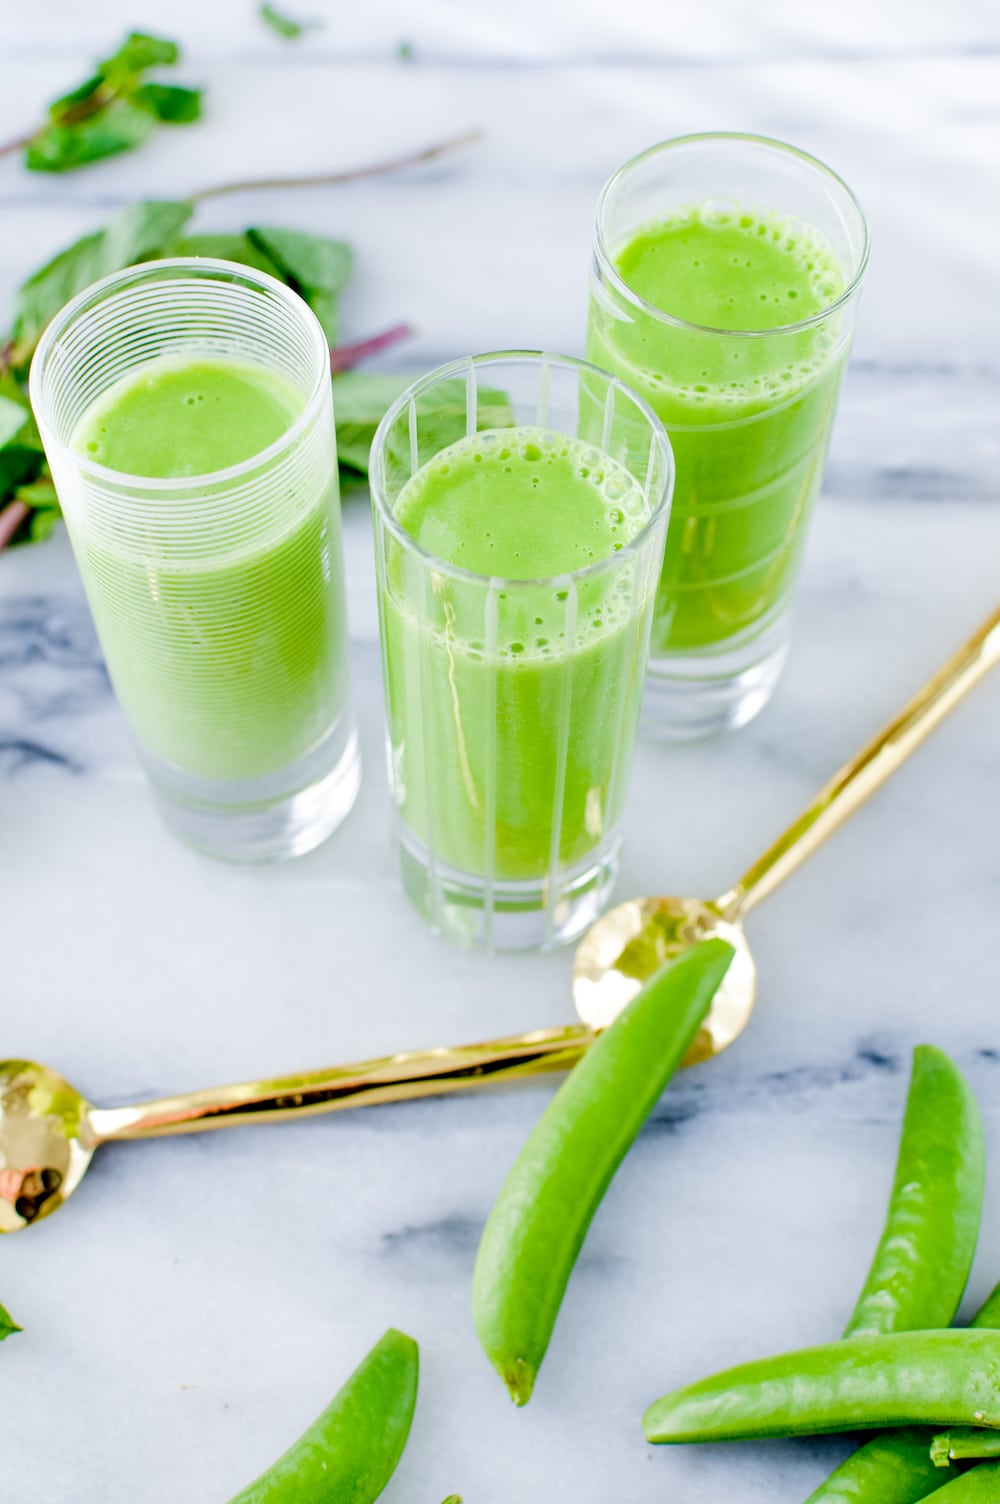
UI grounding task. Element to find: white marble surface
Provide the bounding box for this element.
[2,3,1000,1500]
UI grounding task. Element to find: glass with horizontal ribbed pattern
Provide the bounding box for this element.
[30,258,359,862]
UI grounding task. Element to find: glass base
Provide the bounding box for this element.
[145,716,361,863]
[643,613,790,742]
[398,826,622,952]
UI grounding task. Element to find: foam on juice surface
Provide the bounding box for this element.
[391,426,654,657]
[610,204,846,410]
[73,356,302,478]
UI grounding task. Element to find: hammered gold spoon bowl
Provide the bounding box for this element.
[2,604,997,1231]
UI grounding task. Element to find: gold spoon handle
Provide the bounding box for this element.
[87,1026,592,1142]
[720,603,1000,920]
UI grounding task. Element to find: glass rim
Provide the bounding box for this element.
[594,131,871,340]
[369,349,675,590]
[29,256,331,493]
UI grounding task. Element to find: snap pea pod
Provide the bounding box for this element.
[931,1431,1000,1466]
[804,1285,1000,1501]
[844,1046,984,1339]
[227,1328,418,1503]
[473,939,735,1406]
[643,1330,1000,1444]
[922,1464,1000,1500]
[803,1055,988,1504]
[803,1430,958,1503]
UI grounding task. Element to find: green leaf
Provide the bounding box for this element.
[48,73,106,122]
[14,480,62,545]
[0,446,43,499]
[305,289,339,345]
[247,228,352,296]
[247,228,352,345]
[332,372,411,473]
[100,32,179,77]
[11,199,193,365]
[168,233,283,278]
[0,396,28,448]
[24,507,61,544]
[260,4,315,39]
[14,479,59,509]
[25,97,156,173]
[397,40,415,61]
[331,374,513,478]
[133,83,203,123]
[0,1304,21,1340]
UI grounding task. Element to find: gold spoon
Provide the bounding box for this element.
[2,604,997,1233]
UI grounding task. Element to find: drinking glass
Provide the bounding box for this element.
[30,258,359,861]
[369,352,673,951]
[588,133,869,738]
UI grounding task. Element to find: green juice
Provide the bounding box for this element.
[380,426,659,881]
[587,203,849,653]
[70,356,349,782]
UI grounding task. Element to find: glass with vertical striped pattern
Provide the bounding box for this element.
[369,352,673,950]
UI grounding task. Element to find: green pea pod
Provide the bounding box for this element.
[931,1431,1000,1466]
[803,1286,1000,1499]
[803,1430,957,1503]
[227,1328,418,1503]
[844,1046,984,1340]
[803,1053,987,1503]
[924,1464,1000,1500]
[473,939,734,1406]
[970,1282,1000,1331]
[643,1330,1000,1444]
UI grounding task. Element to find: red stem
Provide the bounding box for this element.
[330,323,413,373]
[0,500,29,554]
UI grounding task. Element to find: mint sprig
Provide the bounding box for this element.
[0,33,203,174]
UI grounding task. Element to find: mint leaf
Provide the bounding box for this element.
[247,228,351,344]
[169,233,283,278]
[247,228,352,297]
[133,83,203,124]
[332,374,513,478]
[101,200,195,268]
[10,479,61,545]
[0,447,44,501]
[0,1304,21,1340]
[47,73,107,121]
[305,290,339,345]
[26,98,155,173]
[260,4,316,39]
[11,200,193,366]
[100,33,179,77]
[332,373,412,473]
[0,396,27,448]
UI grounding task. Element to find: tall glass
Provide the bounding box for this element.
[370,353,673,951]
[30,259,359,861]
[587,133,869,738]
